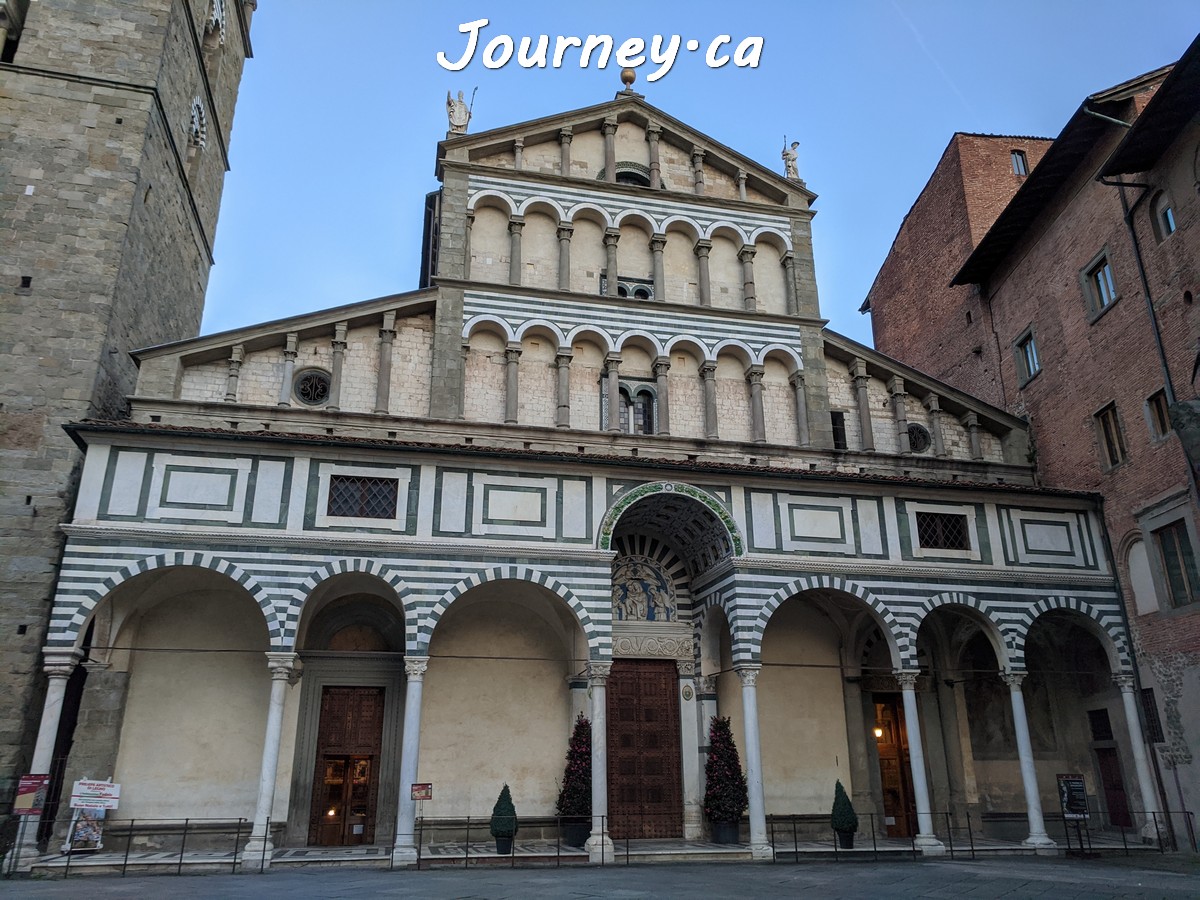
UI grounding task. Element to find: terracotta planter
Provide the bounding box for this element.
[711,821,740,844]
[836,829,854,850]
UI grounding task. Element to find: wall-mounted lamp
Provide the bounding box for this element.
[873,726,884,739]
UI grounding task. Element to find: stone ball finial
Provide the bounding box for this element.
[621,67,637,90]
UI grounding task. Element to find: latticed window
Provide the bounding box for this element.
[915,511,969,551]
[328,475,398,519]
[294,369,331,406]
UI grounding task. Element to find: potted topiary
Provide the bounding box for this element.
[490,783,518,854]
[555,712,592,847]
[703,716,748,844]
[831,780,858,849]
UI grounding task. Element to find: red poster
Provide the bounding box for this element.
[14,774,50,816]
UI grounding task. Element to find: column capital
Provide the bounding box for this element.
[559,125,573,141]
[850,357,870,382]
[508,215,525,233]
[602,118,618,136]
[696,675,717,695]
[465,209,476,226]
[405,656,430,679]
[588,661,612,684]
[894,670,920,690]
[676,659,696,677]
[650,232,668,252]
[504,343,522,363]
[1001,671,1026,689]
[922,393,941,413]
[699,360,717,379]
[738,244,757,263]
[334,321,348,344]
[745,365,765,385]
[556,221,574,240]
[229,344,244,365]
[693,238,712,257]
[554,348,574,366]
[42,649,83,678]
[1112,672,1136,692]
[513,136,524,150]
[960,411,979,429]
[646,122,662,141]
[603,227,621,246]
[788,369,806,388]
[603,351,622,372]
[691,147,706,164]
[266,652,301,683]
[735,169,747,185]
[736,664,761,686]
[653,356,671,377]
[780,249,795,266]
[887,375,906,396]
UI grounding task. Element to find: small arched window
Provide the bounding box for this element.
[1151,191,1176,242]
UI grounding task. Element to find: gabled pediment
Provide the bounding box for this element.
[437,93,815,207]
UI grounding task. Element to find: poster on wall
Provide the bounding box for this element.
[1056,773,1089,820]
[13,774,50,816]
[411,783,433,801]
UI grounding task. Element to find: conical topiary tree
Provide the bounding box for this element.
[555,712,592,819]
[830,779,858,834]
[490,783,518,838]
[703,716,748,824]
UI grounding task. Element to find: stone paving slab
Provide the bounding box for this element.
[7,857,1199,898]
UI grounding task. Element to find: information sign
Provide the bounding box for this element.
[1056,773,1089,820]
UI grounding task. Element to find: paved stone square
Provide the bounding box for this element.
[6,857,1200,898]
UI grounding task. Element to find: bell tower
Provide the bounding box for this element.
[0,0,256,802]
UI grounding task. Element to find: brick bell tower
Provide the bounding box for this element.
[0,0,256,805]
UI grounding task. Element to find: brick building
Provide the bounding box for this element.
[0,0,255,808]
[864,34,1200,822]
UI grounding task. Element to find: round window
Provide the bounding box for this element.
[908,423,932,453]
[294,368,331,406]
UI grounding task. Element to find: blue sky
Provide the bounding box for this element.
[204,2,1197,347]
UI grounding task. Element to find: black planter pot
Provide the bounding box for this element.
[495,836,514,854]
[711,821,740,844]
[561,820,590,848]
[836,829,855,850]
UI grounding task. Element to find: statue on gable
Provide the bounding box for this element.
[782,140,800,180]
[446,89,473,136]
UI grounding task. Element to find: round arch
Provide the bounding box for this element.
[294,557,415,647]
[759,343,803,373]
[466,189,517,216]
[48,551,280,650]
[754,575,906,667]
[748,225,793,252]
[462,314,517,343]
[597,481,745,556]
[420,565,603,657]
[913,592,1014,671]
[1014,597,1129,671]
[516,196,568,220]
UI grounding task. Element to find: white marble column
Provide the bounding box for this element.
[393,656,429,865]
[1001,673,1056,850]
[1114,673,1162,839]
[736,665,771,858]
[244,653,299,865]
[896,671,945,854]
[9,650,81,867]
[677,661,702,839]
[586,661,614,863]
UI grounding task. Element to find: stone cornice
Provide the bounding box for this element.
[60,523,617,562]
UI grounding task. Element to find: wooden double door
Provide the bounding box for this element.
[874,694,917,838]
[607,659,684,839]
[308,686,385,846]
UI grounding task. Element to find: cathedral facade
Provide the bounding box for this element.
[20,82,1161,864]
